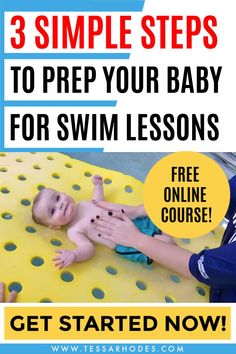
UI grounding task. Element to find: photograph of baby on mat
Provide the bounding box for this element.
[0,152,235,303]
[32,174,175,269]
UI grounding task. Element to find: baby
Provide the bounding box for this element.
[32,175,174,269]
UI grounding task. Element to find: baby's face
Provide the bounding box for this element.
[34,188,76,227]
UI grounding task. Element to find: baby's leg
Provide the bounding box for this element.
[154,233,177,246]
[92,175,105,202]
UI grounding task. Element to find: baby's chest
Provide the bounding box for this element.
[74,204,115,248]
[77,201,108,221]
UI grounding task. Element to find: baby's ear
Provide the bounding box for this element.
[48,224,61,230]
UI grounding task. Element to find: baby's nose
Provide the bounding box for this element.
[56,198,64,209]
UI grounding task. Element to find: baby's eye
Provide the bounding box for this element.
[56,195,60,201]
[51,209,55,216]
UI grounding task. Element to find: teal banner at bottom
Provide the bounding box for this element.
[0,344,235,354]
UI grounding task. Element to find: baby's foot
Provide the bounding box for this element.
[93,175,103,185]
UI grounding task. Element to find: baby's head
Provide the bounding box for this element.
[32,188,76,228]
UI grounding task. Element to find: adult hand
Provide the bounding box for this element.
[93,201,145,220]
[93,213,193,279]
[0,282,17,303]
[92,212,142,248]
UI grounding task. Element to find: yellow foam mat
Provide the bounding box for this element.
[0,152,224,303]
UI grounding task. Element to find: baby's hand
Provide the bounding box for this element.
[53,249,77,269]
[92,175,103,185]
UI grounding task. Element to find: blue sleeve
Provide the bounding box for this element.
[225,176,236,219]
[189,242,236,288]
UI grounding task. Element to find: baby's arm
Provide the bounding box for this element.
[92,175,105,202]
[53,231,95,269]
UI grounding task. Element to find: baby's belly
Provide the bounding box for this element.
[76,202,117,249]
[87,224,116,249]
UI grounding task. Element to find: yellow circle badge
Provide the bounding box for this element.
[144,152,230,238]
